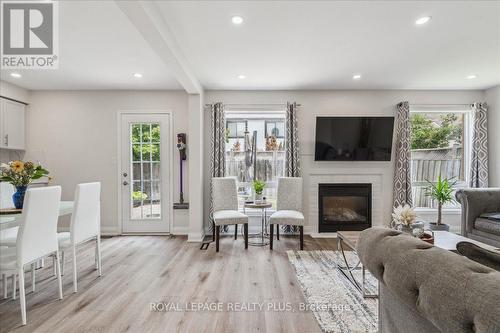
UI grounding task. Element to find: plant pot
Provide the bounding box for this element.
[12,185,27,209]
[428,222,450,231]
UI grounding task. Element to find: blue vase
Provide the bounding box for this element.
[12,186,27,209]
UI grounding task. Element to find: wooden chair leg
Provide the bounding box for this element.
[234,224,238,240]
[277,225,279,240]
[215,225,220,252]
[299,226,304,250]
[270,224,274,250]
[244,224,248,249]
[212,222,216,242]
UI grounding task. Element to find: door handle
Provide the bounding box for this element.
[123,181,129,186]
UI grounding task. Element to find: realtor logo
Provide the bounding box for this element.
[1,1,59,69]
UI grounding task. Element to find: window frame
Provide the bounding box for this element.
[409,108,472,211]
[265,119,286,139]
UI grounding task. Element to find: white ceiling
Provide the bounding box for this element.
[1,1,499,91]
[0,1,182,90]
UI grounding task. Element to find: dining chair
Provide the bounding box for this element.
[269,177,305,250]
[0,186,63,325]
[0,182,18,248]
[56,182,102,293]
[212,177,248,252]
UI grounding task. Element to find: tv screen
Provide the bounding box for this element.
[315,117,395,161]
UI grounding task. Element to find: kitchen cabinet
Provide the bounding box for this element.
[0,97,26,150]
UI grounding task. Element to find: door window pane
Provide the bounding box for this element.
[129,122,161,219]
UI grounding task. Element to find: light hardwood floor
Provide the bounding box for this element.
[0,234,338,333]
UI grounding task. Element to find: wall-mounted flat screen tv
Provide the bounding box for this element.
[314,117,395,161]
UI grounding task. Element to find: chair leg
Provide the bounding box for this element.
[55,251,63,300]
[299,226,304,250]
[72,246,78,293]
[215,225,220,252]
[270,224,274,250]
[96,236,102,277]
[61,250,65,276]
[95,239,99,269]
[244,224,248,249]
[3,274,7,299]
[19,268,26,325]
[234,224,238,240]
[31,263,36,293]
[12,274,16,300]
[277,225,280,240]
[212,222,216,242]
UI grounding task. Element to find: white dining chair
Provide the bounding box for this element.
[56,182,102,293]
[269,177,305,250]
[0,182,18,248]
[0,186,63,325]
[212,177,248,252]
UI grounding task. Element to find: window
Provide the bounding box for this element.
[410,110,470,209]
[225,111,286,210]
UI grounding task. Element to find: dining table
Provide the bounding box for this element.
[0,201,74,230]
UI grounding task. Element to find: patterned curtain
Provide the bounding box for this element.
[283,102,301,233]
[209,102,226,231]
[285,102,301,177]
[393,101,413,208]
[470,103,489,188]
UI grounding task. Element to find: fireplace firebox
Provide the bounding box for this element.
[318,183,372,232]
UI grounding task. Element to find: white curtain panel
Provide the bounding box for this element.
[470,103,489,188]
[393,101,413,208]
[209,102,226,231]
[283,102,301,233]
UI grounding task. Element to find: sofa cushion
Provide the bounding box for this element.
[456,241,500,271]
[475,217,500,236]
[479,212,500,221]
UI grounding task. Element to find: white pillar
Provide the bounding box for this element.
[187,93,205,242]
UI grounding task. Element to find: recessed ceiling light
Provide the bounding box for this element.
[353,74,362,80]
[232,16,244,25]
[10,72,21,78]
[133,73,143,78]
[238,74,246,79]
[415,16,431,25]
[467,74,477,79]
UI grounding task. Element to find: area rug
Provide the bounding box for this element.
[287,250,378,333]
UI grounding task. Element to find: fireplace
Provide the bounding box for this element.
[318,183,372,232]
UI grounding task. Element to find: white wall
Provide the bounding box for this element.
[25,90,189,234]
[204,90,484,234]
[485,85,500,187]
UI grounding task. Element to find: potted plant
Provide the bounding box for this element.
[0,161,50,209]
[253,180,265,202]
[425,175,456,231]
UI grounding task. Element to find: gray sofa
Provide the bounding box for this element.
[456,188,500,247]
[358,227,500,333]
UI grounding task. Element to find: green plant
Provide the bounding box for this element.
[410,113,462,150]
[253,180,265,195]
[132,191,148,201]
[425,175,456,225]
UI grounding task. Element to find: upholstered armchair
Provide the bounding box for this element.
[269,177,304,250]
[211,177,248,252]
[456,188,500,247]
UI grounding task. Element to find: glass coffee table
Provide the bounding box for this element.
[337,231,378,299]
[243,202,272,246]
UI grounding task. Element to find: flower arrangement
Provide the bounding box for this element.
[391,204,417,228]
[0,161,50,208]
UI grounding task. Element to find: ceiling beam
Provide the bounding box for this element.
[115,1,202,94]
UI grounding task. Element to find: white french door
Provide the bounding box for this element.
[120,113,171,233]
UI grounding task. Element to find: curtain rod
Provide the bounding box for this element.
[204,103,301,107]
[410,103,472,107]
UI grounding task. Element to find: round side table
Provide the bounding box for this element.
[244,202,272,246]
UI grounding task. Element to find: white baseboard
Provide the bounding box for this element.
[310,232,338,238]
[172,225,189,235]
[187,232,205,243]
[101,225,120,236]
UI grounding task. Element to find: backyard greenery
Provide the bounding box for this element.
[410,113,462,150]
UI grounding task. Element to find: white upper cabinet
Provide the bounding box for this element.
[0,97,26,150]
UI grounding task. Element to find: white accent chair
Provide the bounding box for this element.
[0,186,63,325]
[269,177,305,250]
[57,182,102,293]
[212,177,248,252]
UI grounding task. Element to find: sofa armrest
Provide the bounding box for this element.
[456,188,500,235]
